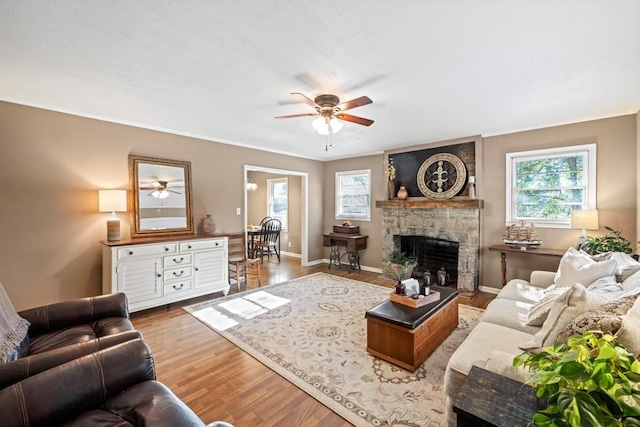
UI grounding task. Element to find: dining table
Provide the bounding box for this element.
[246,227,281,259]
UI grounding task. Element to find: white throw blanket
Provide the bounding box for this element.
[0,282,30,362]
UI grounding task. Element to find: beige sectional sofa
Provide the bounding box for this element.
[444,248,640,426]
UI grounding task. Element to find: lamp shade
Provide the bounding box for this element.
[99,190,127,213]
[570,210,599,230]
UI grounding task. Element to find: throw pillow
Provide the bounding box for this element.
[525,287,568,326]
[0,281,31,363]
[616,296,640,358]
[610,252,640,282]
[555,290,640,343]
[580,250,613,262]
[519,283,607,353]
[587,275,623,293]
[621,269,640,292]
[554,247,617,288]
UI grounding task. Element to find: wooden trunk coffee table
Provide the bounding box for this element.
[365,286,458,371]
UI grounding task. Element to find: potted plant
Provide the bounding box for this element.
[513,331,640,427]
[382,250,417,282]
[578,226,634,255]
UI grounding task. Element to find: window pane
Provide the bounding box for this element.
[336,170,371,220]
[506,144,595,228]
[268,179,287,229]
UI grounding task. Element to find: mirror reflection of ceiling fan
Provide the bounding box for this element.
[275,93,374,136]
[140,181,184,199]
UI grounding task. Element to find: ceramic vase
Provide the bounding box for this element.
[397,186,408,200]
[203,214,216,234]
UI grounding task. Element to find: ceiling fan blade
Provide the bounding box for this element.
[291,92,320,110]
[275,113,318,119]
[337,96,372,111]
[336,113,374,126]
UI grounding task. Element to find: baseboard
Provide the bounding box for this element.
[280,251,301,259]
[317,259,381,274]
[478,285,500,295]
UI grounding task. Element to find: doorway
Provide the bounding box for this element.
[243,165,309,266]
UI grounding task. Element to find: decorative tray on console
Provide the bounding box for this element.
[389,291,440,308]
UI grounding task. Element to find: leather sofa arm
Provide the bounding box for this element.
[0,339,155,426]
[18,293,129,336]
[0,330,142,390]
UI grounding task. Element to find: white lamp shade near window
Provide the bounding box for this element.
[571,209,599,248]
[570,210,599,231]
[98,190,127,242]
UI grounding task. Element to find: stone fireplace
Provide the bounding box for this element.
[377,199,482,294]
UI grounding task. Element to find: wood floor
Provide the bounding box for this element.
[130,256,495,426]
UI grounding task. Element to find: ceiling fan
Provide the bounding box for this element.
[140,181,183,199]
[275,93,374,135]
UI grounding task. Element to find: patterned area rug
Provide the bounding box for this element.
[184,273,483,427]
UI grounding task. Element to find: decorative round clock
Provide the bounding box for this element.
[416,153,467,199]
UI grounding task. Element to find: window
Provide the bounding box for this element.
[335,169,371,221]
[506,144,596,228]
[267,178,288,230]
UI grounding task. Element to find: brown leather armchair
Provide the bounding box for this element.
[0,292,140,388]
[0,339,233,426]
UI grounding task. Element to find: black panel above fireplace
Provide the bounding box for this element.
[396,236,459,286]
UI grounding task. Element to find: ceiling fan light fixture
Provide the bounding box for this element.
[151,190,170,199]
[312,116,343,135]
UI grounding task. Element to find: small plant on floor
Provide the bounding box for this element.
[513,331,640,427]
[382,251,417,282]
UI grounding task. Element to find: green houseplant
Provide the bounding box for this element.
[578,227,634,255]
[382,250,417,282]
[513,331,640,427]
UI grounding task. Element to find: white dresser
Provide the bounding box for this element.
[102,235,229,312]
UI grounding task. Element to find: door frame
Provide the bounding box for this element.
[243,165,309,266]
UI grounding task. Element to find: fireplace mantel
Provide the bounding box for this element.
[375,199,484,209]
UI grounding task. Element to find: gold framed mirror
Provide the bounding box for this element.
[128,154,194,238]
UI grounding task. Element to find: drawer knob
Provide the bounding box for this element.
[165,247,170,252]
[173,271,184,277]
[173,284,184,290]
[215,242,219,246]
[128,251,134,255]
[195,267,199,272]
[157,274,162,278]
[188,245,192,249]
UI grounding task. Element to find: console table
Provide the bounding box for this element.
[322,233,368,272]
[488,244,566,287]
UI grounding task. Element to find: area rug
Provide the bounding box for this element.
[184,273,483,427]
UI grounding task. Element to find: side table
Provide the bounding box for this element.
[453,366,540,427]
[488,244,565,287]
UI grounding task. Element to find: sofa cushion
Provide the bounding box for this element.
[496,280,546,304]
[554,248,617,288]
[445,322,533,398]
[520,283,607,352]
[525,287,568,326]
[28,325,96,355]
[481,299,540,334]
[555,290,640,343]
[622,269,640,292]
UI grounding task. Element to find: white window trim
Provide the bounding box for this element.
[335,169,371,221]
[267,177,288,231]
[505,143,596,229]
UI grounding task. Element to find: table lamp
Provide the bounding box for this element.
[570,209,599,248]
[99,190,127,241]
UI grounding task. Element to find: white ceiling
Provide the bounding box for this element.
[1,1,639,161]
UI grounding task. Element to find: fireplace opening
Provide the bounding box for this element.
[395,236,459,286]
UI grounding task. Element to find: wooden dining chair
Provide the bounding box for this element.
[227,232,261,291]
[255,219,281,263]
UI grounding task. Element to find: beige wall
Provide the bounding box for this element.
[0,101,324,310]
[246,171,302,254]
[481,115,637,290]
[323,154,386,270]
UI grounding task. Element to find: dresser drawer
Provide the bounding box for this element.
[180,239,225,252]
[163,266,193,282]
[118,243,177,259]
[163,254,193,268]
[164,280,193,295]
